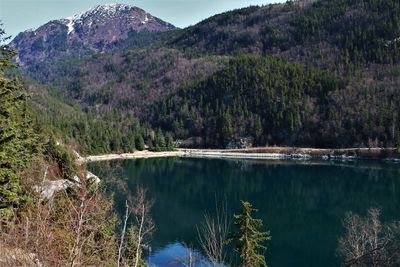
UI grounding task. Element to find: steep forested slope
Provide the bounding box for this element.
[14,0,400,150]
[26,47,224,118]
[156,0,400,148]
[25,78,154,155]
[151,56,400,148]
[171,0,400,65]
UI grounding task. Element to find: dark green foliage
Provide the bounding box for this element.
[35,106,146,155]
[0,28,39,215]
[170,6,264,54]
[135,134,146,151]
[123,227,147,267]
[108,29,177,51]
[27,77,180,155]
[152,52,400,148]
[153,56,342,147]
[229,201,271,267]
[26,76,179,155]
[291,0,400,64]
[218,111,233,147]
[171,0,400,68]
[150,129,175,151]
[165,133,175,151]
[44,136,76,180]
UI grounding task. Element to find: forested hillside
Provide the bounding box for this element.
[12,0,400,151]
[26,48,223,118]
[151,56,400,148]
[171,0,400,65]
[25,78,176,155]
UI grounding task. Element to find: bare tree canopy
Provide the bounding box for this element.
[197,200,230,266]
[117,186,155,267]
[338,208,400,267]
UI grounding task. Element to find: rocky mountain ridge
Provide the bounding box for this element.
[11,3,176,65]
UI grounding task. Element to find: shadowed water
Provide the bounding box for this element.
[89,158,400,267]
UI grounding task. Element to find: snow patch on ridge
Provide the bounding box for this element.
[141,14,150,24]
[81,3,131,20]
[60,4,137,32]
[66,18,75,34]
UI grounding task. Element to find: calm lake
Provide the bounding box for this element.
[89,158,400,267]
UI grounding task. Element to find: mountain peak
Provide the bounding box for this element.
[60,4,155,35]
[67,3,141,20]
[93,3,131,10]
[11,4,176,65]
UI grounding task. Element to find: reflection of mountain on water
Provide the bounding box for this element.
[148,242,215,267]
[89,158,400,267]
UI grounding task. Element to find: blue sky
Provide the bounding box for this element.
[0,0,283,38]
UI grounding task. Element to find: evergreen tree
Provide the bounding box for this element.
[254,115,263,145]
[110,129,122,152]
[125,227,147,267]
[135,134,145,151]
[229,201,271,267]
[219,111,233,147]
[0,27,38,215]
[153,129,166,151]
[122,133,135,153]
[166,133,175,151]
[45,136,76,180]
[396,132,400,153]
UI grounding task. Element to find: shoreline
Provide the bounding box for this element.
[77,147,400,164]
[77,150,185,164]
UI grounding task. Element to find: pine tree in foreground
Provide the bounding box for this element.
[229,201,271,267]
[0,27,38,216]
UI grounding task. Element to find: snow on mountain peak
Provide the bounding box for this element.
[73,3,138,21]
[66,19,75,34]
[60,3,149,35]
[92,3,131,13]
[11,3,175,65]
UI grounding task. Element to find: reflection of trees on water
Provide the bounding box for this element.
[89,159,400,267]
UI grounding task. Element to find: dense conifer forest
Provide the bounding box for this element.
[11,0,400,152]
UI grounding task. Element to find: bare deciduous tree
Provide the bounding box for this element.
[197,201,230,266]
[63,177,116,267]
[1,166,117,267]
[110,174,155,267]
[130,186,155,267]
[117,201,131,267]
[338,208,400,267]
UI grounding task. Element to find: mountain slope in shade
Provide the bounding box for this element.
[11,4,176,66]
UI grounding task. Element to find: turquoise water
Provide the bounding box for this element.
[89,158,400,266]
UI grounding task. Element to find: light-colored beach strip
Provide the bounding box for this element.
[77,147,400,164]
[78,149,297,164]
[181,149,292,160]
[78,150,185,164]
